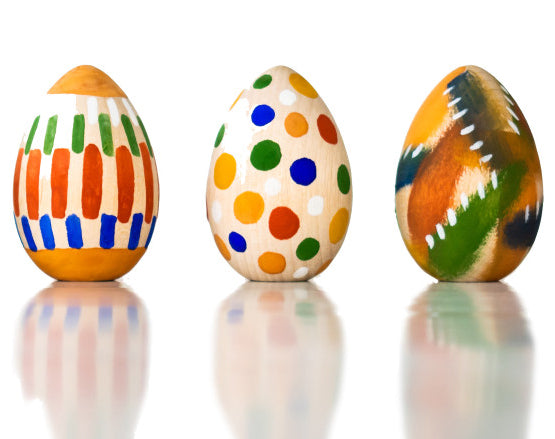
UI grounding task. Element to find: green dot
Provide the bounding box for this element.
[250,140,281,171]
[296,238,320,261]
[295,302,315,318]
[253,74,272,89]
[214,124,225,148]
[337,164,351,194]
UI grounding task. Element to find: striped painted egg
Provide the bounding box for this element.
[207,66,352,281]
[13,66,159,281]
[395,66,543,281]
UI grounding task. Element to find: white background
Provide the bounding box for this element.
[0,0,553,437]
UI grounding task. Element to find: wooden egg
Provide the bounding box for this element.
[17,282,148,437]
[395,66,543,281]
[207,66,352,281]
[215,282,342,439]
[13,66,159,281]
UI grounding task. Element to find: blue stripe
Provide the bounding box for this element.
[98,306,112,331]
[14,214,24,247]
[21,216,37,252]
[64,306,81,330]
[145,216,157,248]
[100,214,117,249]
[39,215,56,250]
[128,213,143,250]
[128,305,139,331]
[66,214,83,249]
[39,304,53,330]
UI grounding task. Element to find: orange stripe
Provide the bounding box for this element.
[51,148,70,218]
[116,146,134,223]
[82,144,103,219]
[26,149,41,220]
[13,148,24,216]
[140,142,154,224]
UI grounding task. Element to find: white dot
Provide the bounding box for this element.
[211,201,222,223]
[264,178,281,196]
[279,89,296,106]
[307,196,324,216]
[293,267,309,279]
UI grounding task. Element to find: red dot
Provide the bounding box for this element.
[269,207,300,240]
[317,114,338,144]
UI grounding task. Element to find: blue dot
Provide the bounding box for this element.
[229,231,247,252]
[290,158,317,186]
[251,105,275,126]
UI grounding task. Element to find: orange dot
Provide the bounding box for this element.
[258,252,286,274]
[316,259,333,275]
[214,153,236,190]
[284,112,309,137]
[289,73,318,98]
[234,191,265,224]
[214,234,231,261]
[329,208,350,243]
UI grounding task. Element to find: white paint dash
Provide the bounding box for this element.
[470,140,484,150]
[453,108,468,120]
[507,106,519,120]
[412,144,424,158]
[478,182,485,199]
[107,98,120,126]
[436,224,446,240]
[448,97,461,107]
[505,95,515,106]
[525,205,530,223]
[122,98,139,125]
[87,97,98,125]
[461,193,469,210]
[491,170,498,189]
[461,124,475,135]
[508,119,520,135]
[443,86,454,95]
[536,201,540,217]
[403,144,412,158]
[480,154,493,163]
[425,235,435,249]
[447,209,457,226]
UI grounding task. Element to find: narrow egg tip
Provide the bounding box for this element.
[48,65,127,98]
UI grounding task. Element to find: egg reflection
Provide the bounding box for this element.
[215,282,342,439]
[403,282,533,439]
[16,282,148,439]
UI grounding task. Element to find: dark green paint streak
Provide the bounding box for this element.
[98,113,114,156]
[428,162,526,279]
[214,124,225,148]
[25,116,40,155]
[121,114,140,157]
[43,115,58,155]
[137,116,153,156]
[72,114,85,153]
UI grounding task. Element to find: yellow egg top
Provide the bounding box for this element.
[48,65,127,97]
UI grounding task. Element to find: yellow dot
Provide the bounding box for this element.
[214,153,236,190]
[289,73,318,98]
[234,191,265,224]
[329,208,349,244]
[214,234,231,261]
[284,112,309,137]
[258,252,286,274]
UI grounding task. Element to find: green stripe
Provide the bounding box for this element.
[121,114,140,156]
[137,116,153,157]
[43,115,58,155]
[25,116,40,155]
[98,113,114,156]
[428,162,526,279]
[72,114,85,153]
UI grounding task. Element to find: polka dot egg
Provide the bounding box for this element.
[207,66,352,281]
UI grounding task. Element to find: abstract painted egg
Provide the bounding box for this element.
[207,66,352,281]
[395,66,543,281]
[13,66,159,281]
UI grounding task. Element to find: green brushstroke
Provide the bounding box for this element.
[429,162,526,279]
[98,113,114,156]
[121,114,140,156]
[137,116,153,156]
[43,115,58,155]
[25,116,40,154]
[72,114,85,153]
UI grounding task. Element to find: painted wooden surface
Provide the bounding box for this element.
[395,66,543,281]
[13,66,159,281]
[207,66,352,281]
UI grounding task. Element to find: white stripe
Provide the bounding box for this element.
[447,209,457,226]
[480,154,493,163]
[448,97,461,107]
[461,193,469,210]
[525,205,530,223]
[500,84,509,93]
[536,201,541,216]
[478,182,485,199]
[87,97,98,125]
[107,98,120,127]
[425,235,434,249]
[403,145,412,158]
[491,170,498,189]
[505,95,514,106]
[436,224,445,240]
[508,119,520,135]
[461,124,475,135]
[507,106,519,120]
[470,140,483,150]
[443,86,454,95]
[412,144,424,158]
[453,108,468,120]
[122,98,139,125]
